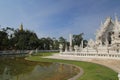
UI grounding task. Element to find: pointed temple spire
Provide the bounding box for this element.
[115,14,119,24]
[19,23,23,31]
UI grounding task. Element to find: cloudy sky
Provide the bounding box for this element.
[0,0,120,40]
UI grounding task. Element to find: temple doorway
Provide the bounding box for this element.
[107,32,112,44]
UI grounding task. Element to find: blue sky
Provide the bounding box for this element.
[0,0,120,40]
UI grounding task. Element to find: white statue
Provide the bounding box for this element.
[74,45,78,52]
[59,44,63,53]
[88,39,95,48]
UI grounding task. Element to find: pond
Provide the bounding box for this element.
[0,57,80,80]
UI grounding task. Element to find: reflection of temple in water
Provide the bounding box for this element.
[58,64,64,73]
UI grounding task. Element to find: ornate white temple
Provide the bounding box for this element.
[60,16,120,59]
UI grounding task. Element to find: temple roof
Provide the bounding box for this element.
[95,16,120,41]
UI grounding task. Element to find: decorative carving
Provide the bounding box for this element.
[88,39,95,48]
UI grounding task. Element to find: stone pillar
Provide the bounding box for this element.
[65,45,68,52]
[118,73,120,80]
[81,40,83,48]
[69,34,73,51]
[59,44,63,54]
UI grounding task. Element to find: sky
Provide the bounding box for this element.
[0,0,120,40]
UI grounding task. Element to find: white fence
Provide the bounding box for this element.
[0,50,59,55]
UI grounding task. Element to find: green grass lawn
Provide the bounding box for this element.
[32,52,58,56]
[26,52,118,80]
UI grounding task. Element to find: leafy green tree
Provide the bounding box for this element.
[38,37,54,50]
[46,37,53,50]
[59,37,67,49]
[73,33,84,46]
[5,27,15,49]
[83,40,88,48]
[38,38,46,50]
[73,33,88,48]
[52,38,59,50]
[29,32,39,49]
[0,30,8,50]
[0,27,15,50]
[12,29,39,50]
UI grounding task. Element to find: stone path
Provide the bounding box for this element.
[44,54,120,73]
[68,66,84,80]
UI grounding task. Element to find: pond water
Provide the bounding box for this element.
[0,57,80,80]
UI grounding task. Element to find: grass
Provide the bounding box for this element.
[32,52,58,56]
[26,52,118,80]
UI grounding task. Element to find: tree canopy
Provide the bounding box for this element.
[0,26,87,50]
[72,33,88,47]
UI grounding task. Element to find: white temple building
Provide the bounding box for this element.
[60,16,120,59]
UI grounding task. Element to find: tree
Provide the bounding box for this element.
[46,37,53,50]
[73,33,84,46]
[28,32,39,49]
[83,40,88,48]
[12,29,39,50]
[52,38,59,50]
[38,37,54,50]
[38,38,46,50]
[0,27,15,50]
[0,30,8,50]
[72,33,88,48]
[59,37,66,49]
[0,26,70,51]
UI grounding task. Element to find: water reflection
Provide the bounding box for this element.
[2,66,12,80]
[0,57,79,80]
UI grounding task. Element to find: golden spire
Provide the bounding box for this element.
[19,23,23,31]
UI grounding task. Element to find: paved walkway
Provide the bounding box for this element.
[44,54,120,73]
